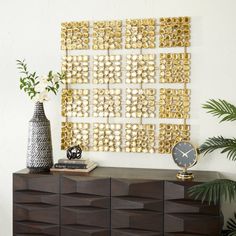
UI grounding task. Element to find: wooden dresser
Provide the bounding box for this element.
[13,167,222,236]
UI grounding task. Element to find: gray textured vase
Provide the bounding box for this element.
[26,102,53,172]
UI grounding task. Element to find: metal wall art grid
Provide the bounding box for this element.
[60,17,191,154]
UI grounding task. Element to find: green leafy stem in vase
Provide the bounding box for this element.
[17,59,65,102]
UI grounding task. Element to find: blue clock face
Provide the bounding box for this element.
[172,141,197,169]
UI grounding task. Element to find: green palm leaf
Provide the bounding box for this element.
[188,179,236,205]
[222,213,236,236]
[199,136,236,161]
[203,99,236,122]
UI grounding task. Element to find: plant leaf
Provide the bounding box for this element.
[203,99,236,122]
[199,136,236,161]
[188,179,236,205]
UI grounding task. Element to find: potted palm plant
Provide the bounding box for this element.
[189,99,236,235]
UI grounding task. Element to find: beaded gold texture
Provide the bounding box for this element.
[159,17,190,48]
[126,54,156,84]
[158,123,190,154]
[61,55,89,84]
[61,89,89,117]
[93,123,122,152]
[61,21,89,50]
[60,17,192,154]
[61,122,90,151]
[125,18,156,49]
[159,88,190,119]
[125,124,156,153]
[126,88,156,118]
[160,53,191,83]
[93,89,122,117]
[93,20,122,50]
[93,55,122,84]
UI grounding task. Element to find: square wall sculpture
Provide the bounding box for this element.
[125,18,156,49]
[126,88,156,118]
[61,55,89,84]
[61,122,90,151]
[159,17,190,48]
[93,123,122,152]
[61,21,89,50]
[125,124,156,153]
[93,89,122,117]
[93,20,122,50]
[126,54,156,84]
[158,123,190,154]
[61,89,89,117]
[93,55,122,84]
[160,53,191,83]
[159,88,190,119]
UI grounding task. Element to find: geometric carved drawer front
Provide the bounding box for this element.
[111,178,163,236]
[164,181,221,236]
[13,174,59,236]
[61,176,110,236]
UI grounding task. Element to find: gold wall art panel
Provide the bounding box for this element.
[160,53,191,83]
[61,55,89,84]
[159,88,190,119]
[126,88,156,118]
[61,21,89,50]
[93,89,122,117]
[61,122,90,151]
[159,17,190,48]
[60,17,192,154]
[158,123,190,154]
[93,20,122,50]
[125,124,156,153]
[61,89,90,117]
[125,18,156,49]
[126,54,156,84]
[93,55,122,84]
[93,123,122,152]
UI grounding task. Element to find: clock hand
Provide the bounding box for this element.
[176,147,185,155]
[185,149,194,155]
[184,149,194,158]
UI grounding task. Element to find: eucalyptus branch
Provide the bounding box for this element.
[17,59,65,102]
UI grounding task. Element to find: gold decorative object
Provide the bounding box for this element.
[61,122,90,150]
[158,123,190,154]
[61,89,89,117]
[159,17,190,48]
[93,123,122,152]
[61,21,89,50]
[60,17,192,154]
[126,54,156,83]
[125,124,156,153]
[93,55,122,84]
[126,88,156,118]
[93,89,122,117]
[125,18,156,49]
[61,55,89,84]
[160,53,191,83]
[93,20,122,50]
[159,88,190,119]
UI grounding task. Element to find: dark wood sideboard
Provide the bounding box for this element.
[13,167,222,236]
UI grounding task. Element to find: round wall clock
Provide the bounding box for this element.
[172,141,198,180]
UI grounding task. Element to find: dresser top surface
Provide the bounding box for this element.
[14,167,220,182]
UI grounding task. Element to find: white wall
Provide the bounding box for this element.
[1,0,236,235]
